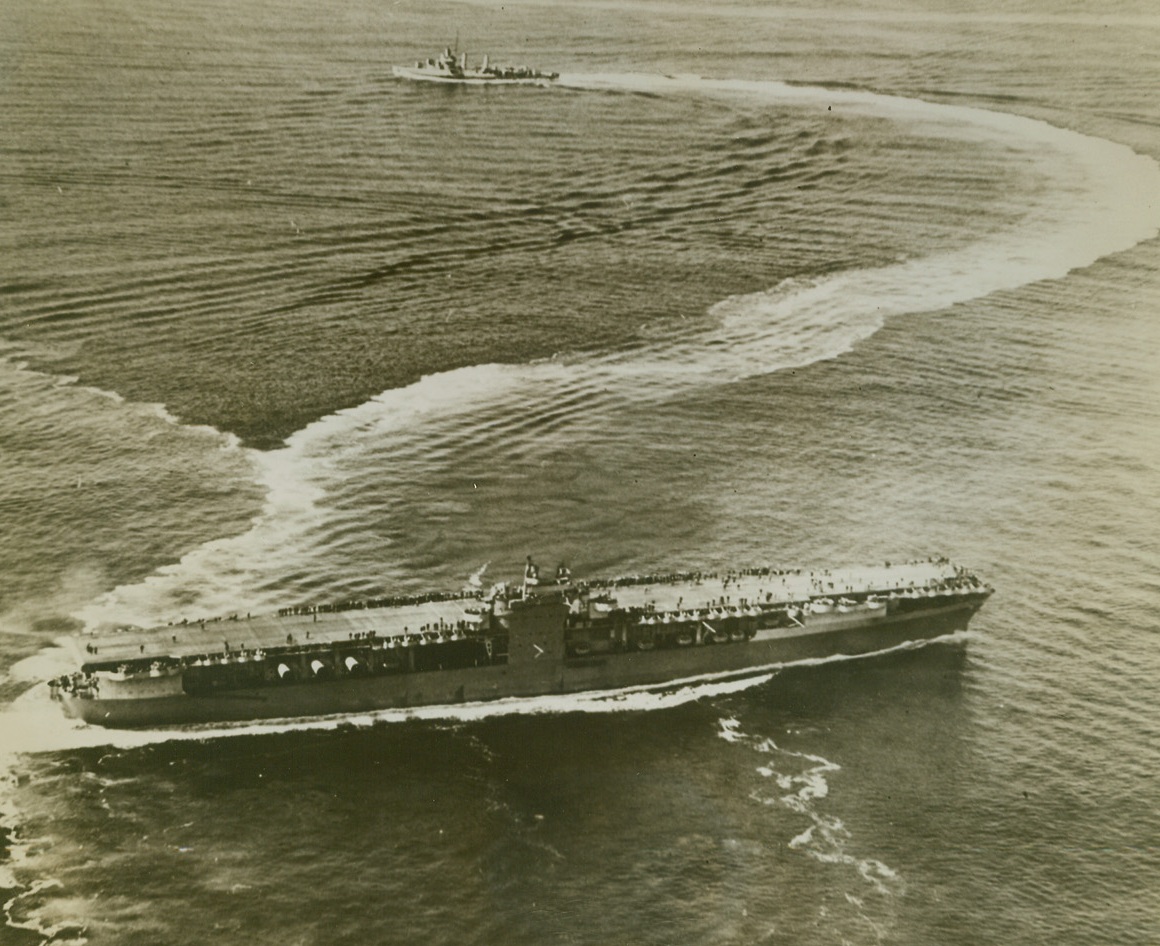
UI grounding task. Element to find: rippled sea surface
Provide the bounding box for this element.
[2,1,1158,943]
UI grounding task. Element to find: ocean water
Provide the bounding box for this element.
[1,0,1159,943]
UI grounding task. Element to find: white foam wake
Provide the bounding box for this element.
[718,714,903,901]
[0,346,250,648]
[0,669,777,763]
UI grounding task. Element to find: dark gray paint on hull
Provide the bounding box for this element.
[61,602,981,728]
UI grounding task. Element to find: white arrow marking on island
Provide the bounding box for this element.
[533,644,545,658]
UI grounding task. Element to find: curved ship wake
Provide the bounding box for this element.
[62,71,1160,639]
[2,70,1155,747]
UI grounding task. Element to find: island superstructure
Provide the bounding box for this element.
[51,557,991,728]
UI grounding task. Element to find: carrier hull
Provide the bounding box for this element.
[56,588,985,729]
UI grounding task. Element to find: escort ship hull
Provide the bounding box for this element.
[392,49,558,87]
[391,65,556,86]
[53,560,990,729]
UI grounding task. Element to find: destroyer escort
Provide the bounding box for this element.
[392,47,558,86]
[50,556,991,728]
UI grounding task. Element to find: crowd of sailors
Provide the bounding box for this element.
[183,557,971,628]
[52,672,98,696]
[610,573,983,626]
[578,556,960,592]
[275,587,478,619]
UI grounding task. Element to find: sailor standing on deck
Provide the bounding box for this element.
[523,556,541,597]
